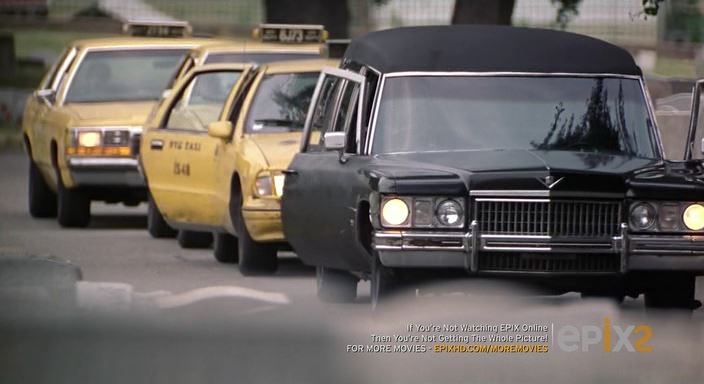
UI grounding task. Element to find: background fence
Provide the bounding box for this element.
[3,0,701,46]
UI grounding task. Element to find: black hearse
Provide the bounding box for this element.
[282,25,704,308]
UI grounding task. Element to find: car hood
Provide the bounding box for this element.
[62,101,157,127]
[247,132,302,170]
[370,149,704,199]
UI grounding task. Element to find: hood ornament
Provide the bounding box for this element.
[538,176,564,189]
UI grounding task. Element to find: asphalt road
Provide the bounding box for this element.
[1,148,704,384]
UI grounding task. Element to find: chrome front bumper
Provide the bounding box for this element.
[67,157,145,187]
[373,221,704,273]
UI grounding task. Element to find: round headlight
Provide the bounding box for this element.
[381,198,410,226]
[436,199,463,226]
[630,203,656,230]
[683,204,704,231]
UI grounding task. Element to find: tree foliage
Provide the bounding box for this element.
[263,0,666,37]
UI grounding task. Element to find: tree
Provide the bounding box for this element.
[264,0,350,38]
[262,0,664,38]
[451,0,516,25]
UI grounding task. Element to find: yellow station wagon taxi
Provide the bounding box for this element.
[141,58,337,275]
[23,21,226,227]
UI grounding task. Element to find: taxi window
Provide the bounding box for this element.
[64,49,187,103]
[204,52,318,65]
[166,55,196,91]
[164,70,242,132]
[305,75,341,152]
[245,72,318,134]
[331,80,360,153]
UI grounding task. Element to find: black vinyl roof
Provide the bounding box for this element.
[343,25,641,76]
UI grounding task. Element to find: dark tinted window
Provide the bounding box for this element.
[245,72,319,133]
[374,76,657,159]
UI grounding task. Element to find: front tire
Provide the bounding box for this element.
[28,160,57,218]
[644,273,697,310]
[214,233,238,263]
[147,195,176,238]
[371,256,397,309]
[57,171,90,228]
[232,191,277,276]
[316,266,358,303]
[177,230,213,249]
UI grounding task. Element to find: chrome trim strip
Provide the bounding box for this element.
[68,158,139,167]
[384,71,643,79]
[639,76,666,159]
[362,65,382,155]
[481,234,552,240]
[375,244,465,251]
[471,190,549,197]
[375,231,466,239]
[474,197,551,203]
[469,220,479,272]
[50,47,77,91]
[685,79,704,159]
[620,223,628,273]
[367,72,386,154]
[630,234,704,255]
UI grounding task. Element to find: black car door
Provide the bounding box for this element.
[283,68,372,272]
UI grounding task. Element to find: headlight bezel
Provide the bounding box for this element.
[629,202,656,231]
[66,126,140,157]
[629,201,704,233]
[77,131,102,147]
[380,195,466,229]
[253,170,285,198]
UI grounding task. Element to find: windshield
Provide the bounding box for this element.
[65,49,187,103]
[204,52,318,64]
[245,72,319,133]
[373,76,658,159]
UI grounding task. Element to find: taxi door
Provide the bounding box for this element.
[141,65,250,227]
[27,47,77,178]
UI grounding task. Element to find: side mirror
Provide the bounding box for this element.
[323,131,345,151]
[208,121,233,139]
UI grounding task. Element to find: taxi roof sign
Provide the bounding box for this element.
[252,24,328,44]
[123,20,193,38]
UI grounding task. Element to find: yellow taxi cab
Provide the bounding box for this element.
[22,21,228,227]
[173,24,328,80]
[153,24,328,108]
[140,58,337,275]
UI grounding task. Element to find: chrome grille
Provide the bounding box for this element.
[475,199,621,237]
[479,253,619,273]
